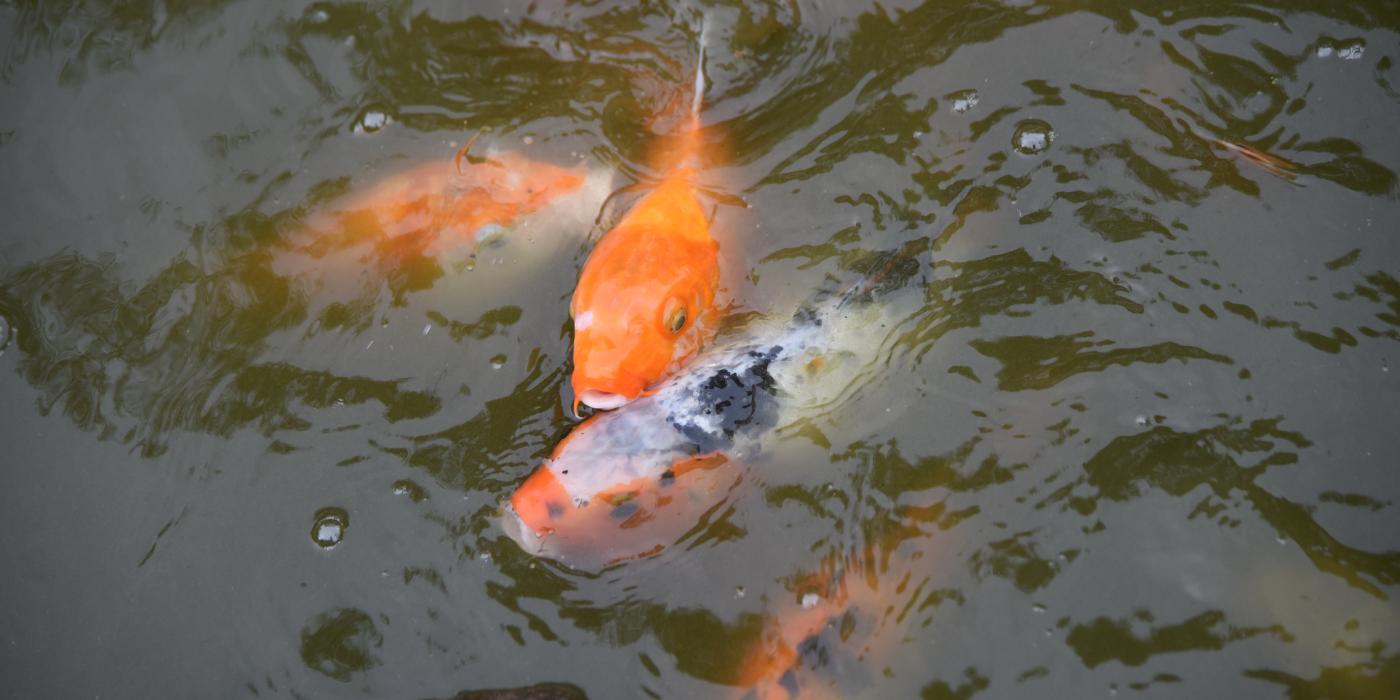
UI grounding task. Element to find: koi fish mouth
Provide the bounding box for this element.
[498,506,547,557]
[578,389,632,410]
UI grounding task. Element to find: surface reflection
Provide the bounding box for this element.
[1043,418,1400,599]
[1,0,1398,698]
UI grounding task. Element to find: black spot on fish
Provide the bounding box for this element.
[546,502,565,520]
[609,501,639,520]
[796,634,828,666]
[659,470,676,486]
[792,304,822,327]
[667,347,780,452]
[778,668,801,698]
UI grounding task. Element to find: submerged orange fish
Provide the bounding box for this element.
[733,564,852,700]
[308,148,598,261]
[569,29,726,412]
[736,564,868,700]
[732,543,929,700]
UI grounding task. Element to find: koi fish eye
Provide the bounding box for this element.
[663,300,688,333]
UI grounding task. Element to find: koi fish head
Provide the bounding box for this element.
[504,409,737,568]
[570,175,720,411]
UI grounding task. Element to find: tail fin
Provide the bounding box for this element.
[652,14,710,177]
[689,15,708,129]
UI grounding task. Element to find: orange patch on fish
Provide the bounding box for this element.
[732,526,950,700]
[732,568,851,697]
[322,152,590,259]
[507,427,737,568]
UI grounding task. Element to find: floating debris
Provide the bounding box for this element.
[1214,139,1301,183]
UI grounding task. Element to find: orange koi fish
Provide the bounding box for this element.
[732,545,928,700]
[304,146,606,262]
[732,562,853,700]
[569,24,726,412]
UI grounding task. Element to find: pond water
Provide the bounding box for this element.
[2,1,1398,698]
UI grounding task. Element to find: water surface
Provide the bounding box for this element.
[2,1,1398,697]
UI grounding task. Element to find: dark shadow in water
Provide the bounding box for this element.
[898,249,1147,366]
[0,245,442,457]
[4,0,239,85]
[1246,648,1400,700]
[920,667,990,700]
[1040,418,1400,599]
[970,332,1232,392]
[300,607,383,682]
[386,348,570,492]
[1067,608,1291,669]
[437,684,587,700]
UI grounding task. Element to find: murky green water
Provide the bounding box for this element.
[3,1,1398,697]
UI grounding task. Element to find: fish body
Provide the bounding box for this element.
[733,568,855,700]
[569,171,721,411]
[311,151,608,260]
[732,549,923,700]
[507,292,888,567]
[569,24,727,411]
[283,149,614,309]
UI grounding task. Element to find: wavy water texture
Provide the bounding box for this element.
[1,1,1398,699]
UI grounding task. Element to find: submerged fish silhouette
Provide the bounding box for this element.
[303,148,612,262]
